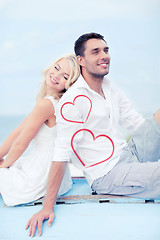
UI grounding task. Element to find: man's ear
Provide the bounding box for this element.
[77,55,85,67]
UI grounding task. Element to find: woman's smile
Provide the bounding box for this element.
[50,76,58,84]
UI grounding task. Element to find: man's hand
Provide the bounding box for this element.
[25,208,55,237]
[25,161,67,237]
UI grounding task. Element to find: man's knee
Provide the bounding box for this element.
[154,109,160,125]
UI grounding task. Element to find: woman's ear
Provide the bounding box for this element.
[77,55,85,67]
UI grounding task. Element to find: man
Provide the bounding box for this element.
[26,33,160,237]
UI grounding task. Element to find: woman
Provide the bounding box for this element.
[0,54,80,206]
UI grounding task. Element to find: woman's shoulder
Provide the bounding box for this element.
[35,97,57,115]
[43,96,58,109]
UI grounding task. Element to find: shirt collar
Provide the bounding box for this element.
[74,74,110,92]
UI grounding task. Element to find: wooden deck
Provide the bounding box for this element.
[1,177,160,239]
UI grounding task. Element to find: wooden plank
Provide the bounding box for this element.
[23,194,160,206]
[2,177,160,207]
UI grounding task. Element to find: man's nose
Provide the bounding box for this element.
[100,51,110,59]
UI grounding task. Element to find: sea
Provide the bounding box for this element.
[0,114,83,176]
[0,115,27,145]
[0,112,157,175]
[0,112,151,145]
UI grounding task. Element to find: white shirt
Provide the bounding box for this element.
[53,75,145,185]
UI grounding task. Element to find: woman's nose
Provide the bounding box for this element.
[53,72,60,80]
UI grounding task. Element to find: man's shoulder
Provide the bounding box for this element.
[60,76,87,102]
[60,90,79,104]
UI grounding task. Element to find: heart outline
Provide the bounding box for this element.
[71,128,115,168]
[60,95,92,124]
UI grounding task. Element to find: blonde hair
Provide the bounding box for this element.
[36,54,80,101]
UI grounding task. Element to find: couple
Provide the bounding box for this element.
[1,32,160,237]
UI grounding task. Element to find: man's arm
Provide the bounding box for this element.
[25,161,67,237]
[26,91,84,237]
[118,88,145,131]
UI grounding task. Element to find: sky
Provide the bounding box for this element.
[0,0,160,116]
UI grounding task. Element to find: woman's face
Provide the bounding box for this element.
[46,58,70,93]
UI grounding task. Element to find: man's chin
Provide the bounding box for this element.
[92,71,109,79]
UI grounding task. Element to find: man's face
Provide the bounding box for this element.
[78,39,110,78]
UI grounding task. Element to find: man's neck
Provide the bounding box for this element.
[82,71,105,98]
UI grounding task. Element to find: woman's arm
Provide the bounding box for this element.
[0,99,55,168]
[0,114,31,159]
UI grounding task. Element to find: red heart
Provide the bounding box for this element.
[71,129,114,168]
[60,95,92,124]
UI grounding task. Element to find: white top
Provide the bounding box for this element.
[52,76,145,185]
